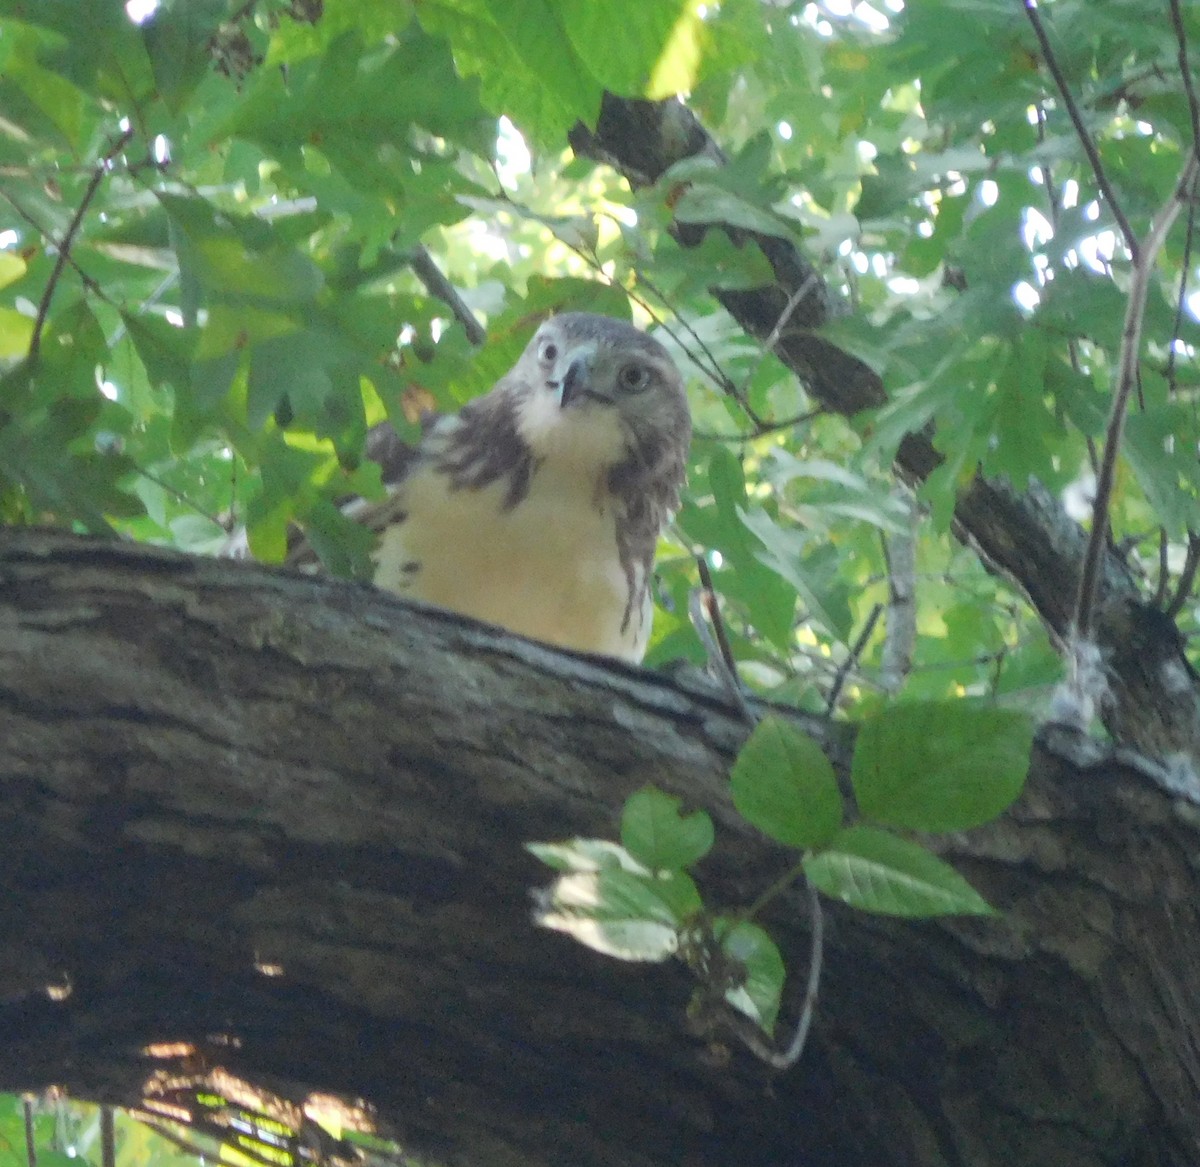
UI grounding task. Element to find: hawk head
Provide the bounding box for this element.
[506,313,691,501]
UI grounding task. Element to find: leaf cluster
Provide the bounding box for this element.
[531,703,1033,1039]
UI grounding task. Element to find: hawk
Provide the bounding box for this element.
[321,313,691,663]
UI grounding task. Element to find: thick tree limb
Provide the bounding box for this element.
[571,95,1200,763]
[1,530,1199,1167]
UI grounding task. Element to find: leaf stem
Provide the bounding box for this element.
[742,857,808,921]
[729,882,824,1070]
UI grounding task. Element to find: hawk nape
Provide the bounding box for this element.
[303,313,692,663]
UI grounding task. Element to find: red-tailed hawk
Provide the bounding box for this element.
[315,313,691,662]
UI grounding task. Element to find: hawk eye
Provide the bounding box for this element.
[619,363,650,393]
[538,338,559,364]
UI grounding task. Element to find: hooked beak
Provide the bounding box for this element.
[559,356,589,408]
[547,342,604,409]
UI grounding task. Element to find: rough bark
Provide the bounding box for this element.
[570,96,1200,763]
[2,529,1199,1167]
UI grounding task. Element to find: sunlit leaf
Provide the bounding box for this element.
[0,307,32,358]
[535,866,684,962]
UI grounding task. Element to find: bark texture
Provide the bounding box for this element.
[2,530,1199,1167]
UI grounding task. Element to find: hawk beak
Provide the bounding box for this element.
[559,355,589,408]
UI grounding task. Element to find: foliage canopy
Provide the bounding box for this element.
[2,0,1197,716]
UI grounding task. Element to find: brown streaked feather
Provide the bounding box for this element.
[434,388,538,509]
[364,420,424,486]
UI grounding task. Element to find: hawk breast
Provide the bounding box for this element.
[374,457,648,660]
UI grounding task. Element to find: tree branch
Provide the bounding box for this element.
[407,244,487,347]
[1,529,1199,1167]
[1074,148,1200,637]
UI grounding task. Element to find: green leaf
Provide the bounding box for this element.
[852,702,1034,833]
[28,1153,77,1167]
[730,716,842,848]
[559,0,704,97]
[415,1,602,144]
[0,305,137,526]
[1123,392,1200,540]
[678,448,798,649]
[621,786,714,871]
[673,181,797,240]
[714,918,785,1034]
[160,194,325,304]
[231,25,495,162]
[804,826,994,917]
[0,250,26,289]
[298,498,377,580]
[121,311,198,393]
[143,0,226,113]
[738,504,855,642]
[534,866,684,962]
[0,307,32,359]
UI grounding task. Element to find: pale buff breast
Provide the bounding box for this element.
[373,459,647,661]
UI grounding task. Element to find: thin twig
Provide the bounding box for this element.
[687,558,753,723]
[1075,148,1200,636]
[135,464,231,531]
[1021,0,1138,258]
[1165,532,1200,619]
[740,273,819,395]
[104,270,180,349]
[0,191,112,304]
[547,225,740,402]
[688,589,754,722]
[752,407,827,435]
[1169,0,1200,161]
[100,1108,115,1167]
[1165,178,1197,398]
[493,188,749,413]
[742,858,806,922]
[622,264,743,395]
[577,207,741,396]
[825,603,883,715]
[1035,105,1061,222]
[879,495,918,697]
[1154,528,1172,608]
[692,408,826,444]
[22,1099,35,1167]
[408,245,486,346]
[695,554,740,676]
[28,127,133,362]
